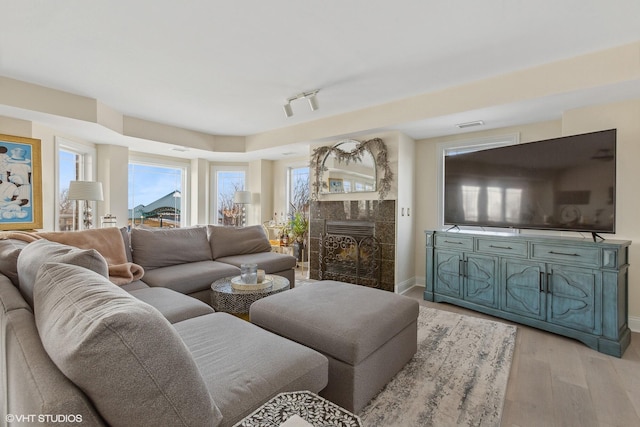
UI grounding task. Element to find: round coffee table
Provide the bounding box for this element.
[210,275,290,317]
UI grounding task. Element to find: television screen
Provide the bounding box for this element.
[444,129,616,233]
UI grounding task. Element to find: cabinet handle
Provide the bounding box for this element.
[539,272,544,292]
[547,273,552,294]
[549,251,580,257]
[490,244,513,250]
[445,240,463,245]
[459,260,464,277]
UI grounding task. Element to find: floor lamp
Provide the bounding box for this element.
[68,181,104,229]
[233,191,252,227]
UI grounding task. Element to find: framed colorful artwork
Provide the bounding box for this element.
[0,134,43,230]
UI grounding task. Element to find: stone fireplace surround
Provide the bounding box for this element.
[309,200,396,292]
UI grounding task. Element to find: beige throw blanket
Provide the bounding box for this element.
[2,228,144,285]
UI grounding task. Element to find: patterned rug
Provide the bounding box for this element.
[359,306,517,427]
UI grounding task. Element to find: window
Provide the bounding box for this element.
[288,166,310,215]
[128,159,187,228]
[211,166,246,226]
[437,134,519,230]
[55,137,96,231]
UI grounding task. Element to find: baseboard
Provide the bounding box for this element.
[629,316,640,333]
[397,276,425,295]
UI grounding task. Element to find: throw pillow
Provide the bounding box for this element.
[130,226,212,269]
[208,225,271,259]
[34,262,223,427]
[0,238,29,286]
[17,239,109,307]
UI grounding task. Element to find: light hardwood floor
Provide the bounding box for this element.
[402,286,640,427]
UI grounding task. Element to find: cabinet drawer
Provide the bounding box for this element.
[476,238,528,257]
[435,234,473,250]
[531,243,599,267]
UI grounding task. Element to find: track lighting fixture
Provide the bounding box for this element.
[307,93,319,111]
[283,103,293,118]
[283,89,320,118]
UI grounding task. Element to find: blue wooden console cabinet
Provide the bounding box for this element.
[425,230,631,357]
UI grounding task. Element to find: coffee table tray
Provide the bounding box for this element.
[230,275,273,291]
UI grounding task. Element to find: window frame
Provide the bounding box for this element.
[128,154,190,228]
[287,164,310,216]
[210,165,247,225]
[54,137,96,231]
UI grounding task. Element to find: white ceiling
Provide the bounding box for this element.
[1,1,640,160]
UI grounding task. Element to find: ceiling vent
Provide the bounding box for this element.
[456,120,485,129]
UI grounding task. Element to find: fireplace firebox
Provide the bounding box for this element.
[319,220,381,288]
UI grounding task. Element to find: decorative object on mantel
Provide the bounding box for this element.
[310,137,393,201]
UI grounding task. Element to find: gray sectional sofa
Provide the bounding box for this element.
[0,226,326,427]
[125,224,298,302]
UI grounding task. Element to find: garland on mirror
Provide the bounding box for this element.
[310,137,393,201]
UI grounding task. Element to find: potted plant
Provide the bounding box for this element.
[288,211,309,261]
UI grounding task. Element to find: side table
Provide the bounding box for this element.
[210,275,290,319]
[234,391,362,427]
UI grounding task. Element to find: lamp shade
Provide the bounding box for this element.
[68,181,104,201]
[233,191,252,204]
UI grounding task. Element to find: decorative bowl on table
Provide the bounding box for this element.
[230,275,273,291]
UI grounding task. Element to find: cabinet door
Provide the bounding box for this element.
[547,264,602,334]
[464,254,498,308]
[434,249,463,297]
[501,259,546,320]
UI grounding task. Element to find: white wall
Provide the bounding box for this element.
[97,144,129,227]
[190,158,210,225]
[396,132,416,292]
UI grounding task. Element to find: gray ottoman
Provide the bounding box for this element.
[250,280,419,413]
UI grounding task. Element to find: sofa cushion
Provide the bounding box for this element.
[0,238,29,287]
[215,251,296,274]
[131,226,212,269]
[208,225,271,259]
[141,260,239,295]
[34,262,222,427]
[17,239,109,308]
[119,227,133,262]
[3,308,106,425]
[0,276,32,314]
[119,279,149,292]
[128,287,215,323]
[174,312,328,427]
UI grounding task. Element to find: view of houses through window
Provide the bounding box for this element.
[128,163,184,229]
[215,169,246,226]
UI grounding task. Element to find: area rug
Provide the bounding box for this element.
[359,306,517,427]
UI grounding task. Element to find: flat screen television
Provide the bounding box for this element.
[444,129,616,235]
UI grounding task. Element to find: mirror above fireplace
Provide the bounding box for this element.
[320,140,376,195]
[310,137,393,200]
